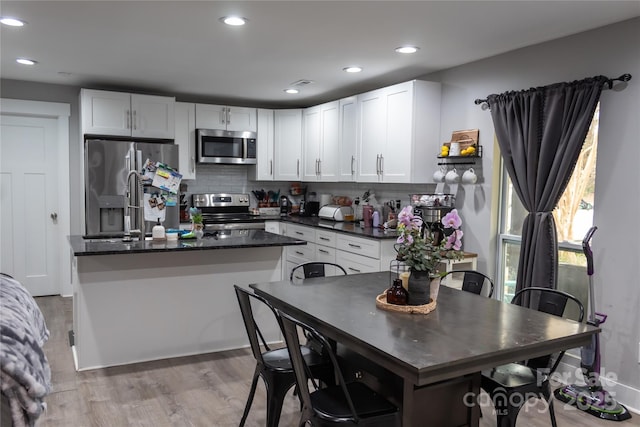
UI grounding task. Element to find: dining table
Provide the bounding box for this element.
[250,271,599,427]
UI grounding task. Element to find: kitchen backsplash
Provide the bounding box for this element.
[183,164,437,208]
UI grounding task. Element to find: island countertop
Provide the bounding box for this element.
[68,230,306,256]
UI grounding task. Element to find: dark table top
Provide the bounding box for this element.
[251,272,598,386]
[68,230,305,256]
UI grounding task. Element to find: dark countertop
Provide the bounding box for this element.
[280,216,398,239]
[69,230,306,256]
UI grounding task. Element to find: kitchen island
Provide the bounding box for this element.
[69,230,305,370]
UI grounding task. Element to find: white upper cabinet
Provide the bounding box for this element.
[302,101,339,182]
[195,104,257,132]
[81,89,175,139]
[174,102,196,180]
[274,109,303,181]
[249,109,275,181]
[338,96,357,182]
[356,80,441,183]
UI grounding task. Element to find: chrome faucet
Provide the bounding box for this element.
[122,170,146,242]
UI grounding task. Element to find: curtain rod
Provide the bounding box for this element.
[473,73,632,106]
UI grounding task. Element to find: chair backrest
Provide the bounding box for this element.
[279,311,359,423]
[234,285,279,366]
[511,286,585,371]
[289,262,347,281]
[441,270,494,297]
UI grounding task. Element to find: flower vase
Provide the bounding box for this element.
[407,269,431,305]
[430,275,442,303]
[193,223,204,240]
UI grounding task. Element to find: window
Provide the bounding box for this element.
[497,105,599,302]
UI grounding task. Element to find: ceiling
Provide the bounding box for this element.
[1,1,638,108]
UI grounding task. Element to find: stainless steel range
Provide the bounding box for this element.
[191,193,264,231]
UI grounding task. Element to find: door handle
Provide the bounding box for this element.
[50,212,58,221]
[348,267,361,273]
[226,107,231,125]
[126,110,131,129]
[318,159,321,176]
[297,159,300,177]
[351,156,355,175]
[220,109,226,124]
[380,154,384,174]
[132,110,137,130]
[376,154,380,174]
[270,160,273,176]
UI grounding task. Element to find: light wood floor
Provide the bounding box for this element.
[35,296,638,427]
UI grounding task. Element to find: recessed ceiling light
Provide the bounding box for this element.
[16,58,37,65]
[395,46,420,54]
[220,16,247,26]
[343,66,362,73]
[284,88,299,94]
[0,17,26,27]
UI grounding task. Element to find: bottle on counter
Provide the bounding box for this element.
[152,218,166,241]
[363,204,373,228]
[372,210,380,228]
[387,278,408,305]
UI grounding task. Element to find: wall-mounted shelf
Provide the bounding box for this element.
[438,145,482,164]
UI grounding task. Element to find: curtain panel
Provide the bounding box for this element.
[487,76,607,291]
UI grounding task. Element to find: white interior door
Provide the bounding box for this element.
[1,115,60,295]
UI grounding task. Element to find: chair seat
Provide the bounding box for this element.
[482,363,544,389]
[262,345,327,371]
[311,381,398,420]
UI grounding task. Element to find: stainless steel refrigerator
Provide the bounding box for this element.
[85,138,179,237]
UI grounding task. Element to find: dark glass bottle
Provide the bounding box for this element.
[387,278,408,305]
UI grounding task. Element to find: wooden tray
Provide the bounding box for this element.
[375,293,437,315]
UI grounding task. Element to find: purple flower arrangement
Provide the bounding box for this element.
[395,206,464,273]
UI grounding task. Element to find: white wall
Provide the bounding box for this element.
[422,17,640,406]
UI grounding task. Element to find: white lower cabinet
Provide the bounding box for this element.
[281,222,395,278]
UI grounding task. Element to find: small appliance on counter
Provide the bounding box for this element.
[279,195,291,216]
[299,192,320,217]
[318,205,354,222]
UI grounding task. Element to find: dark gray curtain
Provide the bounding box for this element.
[487,76,607,291]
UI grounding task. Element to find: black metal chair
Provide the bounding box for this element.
[290,262,347,281]
[234,285,333,427]
[481,287,585,427]
[279,311,401,427]
[440,269,494,297]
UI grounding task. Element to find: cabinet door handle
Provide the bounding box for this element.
[220,109,226,124]
[376,154,381,175]
[295,231,304,236]
[226,107,231,125]
[351,156,355,175]
[297,159,300,177]
[295,250,305,256]
[133,110,137,130]
[318,249,329,254]
[191,154,195,173]
[380,154,384,174]
[126,110,131,129]
[318,159,321,176]
[348,243,362,249]
[319,237,330,241]
[50,212,58,221]
[348,267,361,273]
[270,159,273,176]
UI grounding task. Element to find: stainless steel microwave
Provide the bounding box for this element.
[196,129,257,164]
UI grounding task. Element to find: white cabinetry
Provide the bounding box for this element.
[274,109,303,181]
[282,223,396,278]
[250,109,275,181]
[174,102,196,180]
[302,101,339,182]
[356,80,441,183]
[81,89,175,139]
[338,96,358,182]
[195,104,257,132]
